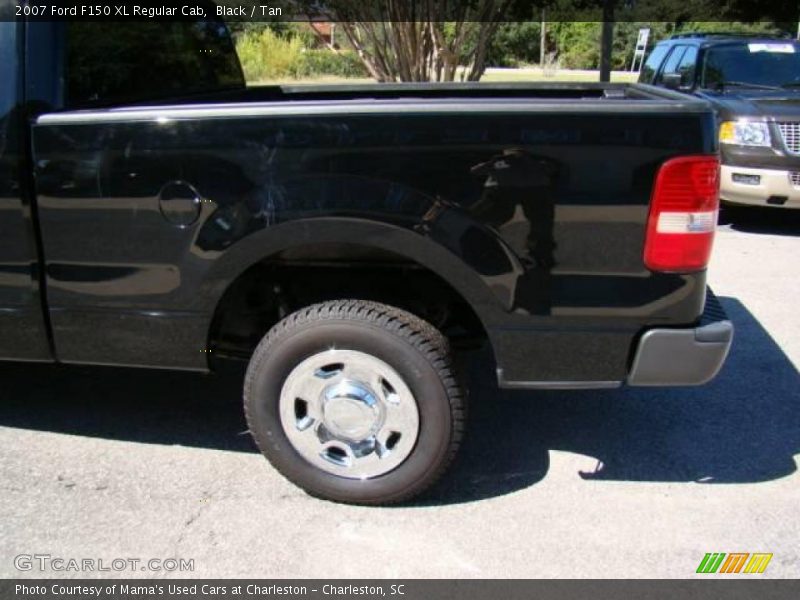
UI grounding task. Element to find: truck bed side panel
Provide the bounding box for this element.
[32,100,715,382]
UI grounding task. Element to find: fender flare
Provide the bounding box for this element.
[198,217,506,332]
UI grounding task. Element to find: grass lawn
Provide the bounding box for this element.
[249,68,640,87]
[482,68,638,83]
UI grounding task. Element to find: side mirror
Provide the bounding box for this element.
[662,72,683,90]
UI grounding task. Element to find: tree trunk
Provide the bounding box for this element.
[315,0,509,83]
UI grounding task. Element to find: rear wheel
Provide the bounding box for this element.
[243,300,465,505]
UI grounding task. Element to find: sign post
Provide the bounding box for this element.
[630,28,651,73]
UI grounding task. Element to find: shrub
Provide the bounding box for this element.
[235,28,304,82]
[236,28,369,82]
[297,50,369,79]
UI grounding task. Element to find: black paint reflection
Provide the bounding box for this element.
[31,108,714,379]
[0,22,52,360]
[470,149,558,315]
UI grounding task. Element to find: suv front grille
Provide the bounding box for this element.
[777,122,800,154]
[790,172,800,187]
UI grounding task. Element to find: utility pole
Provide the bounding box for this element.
[599,0,614,82]
[540,9,546,69]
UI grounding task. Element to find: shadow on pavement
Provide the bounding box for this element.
[0,361,253,453]
[0,297,797,506]
[427,297,799,504]
[718,205,800,236]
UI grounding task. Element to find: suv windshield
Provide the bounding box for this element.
[701,43,800,89]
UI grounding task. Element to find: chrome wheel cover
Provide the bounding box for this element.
[279,349,420,479]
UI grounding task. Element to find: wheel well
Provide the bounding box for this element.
[208,243,487,362]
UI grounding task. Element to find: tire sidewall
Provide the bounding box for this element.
[245,320,453,503]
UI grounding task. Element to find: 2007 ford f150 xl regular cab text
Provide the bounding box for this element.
[0,15,733,504]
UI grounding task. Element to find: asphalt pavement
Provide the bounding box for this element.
[0,206,798,579]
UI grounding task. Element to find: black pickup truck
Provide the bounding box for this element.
[641,32,800,209]
[1,14,733,504]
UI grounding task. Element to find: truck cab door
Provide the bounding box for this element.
[28,18,243,369]
[0,21,52,361]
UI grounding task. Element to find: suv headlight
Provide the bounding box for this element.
[719,120,771,147]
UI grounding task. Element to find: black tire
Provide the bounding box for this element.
[243,300,465,505]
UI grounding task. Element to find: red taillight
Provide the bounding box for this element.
[644,155,720,272]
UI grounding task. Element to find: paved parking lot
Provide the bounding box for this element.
[0,208,798,579]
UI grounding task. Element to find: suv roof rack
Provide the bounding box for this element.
[670,32,792,40]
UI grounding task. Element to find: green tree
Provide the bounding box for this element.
[551,20,790,71]
[550,22,601,69]
[486,22,543,67]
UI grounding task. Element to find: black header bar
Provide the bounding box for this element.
[1,0,796,23]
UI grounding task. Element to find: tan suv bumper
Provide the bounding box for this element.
[720,165,800,209]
